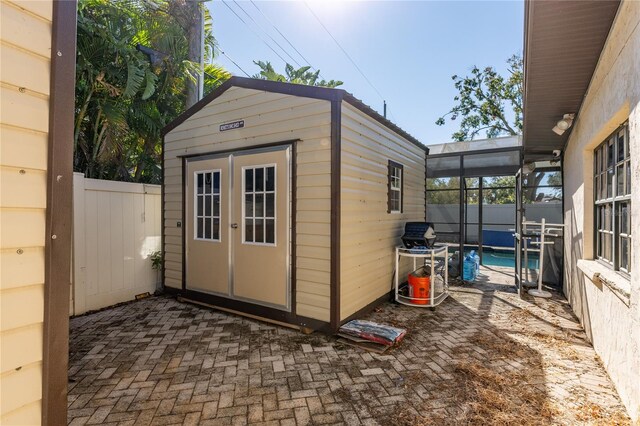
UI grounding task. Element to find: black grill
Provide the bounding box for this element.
[401,222,436,248]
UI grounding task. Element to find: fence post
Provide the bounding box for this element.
[143,184,162,290]
[72,172,86,315]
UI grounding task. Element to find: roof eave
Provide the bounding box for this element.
[521,0,620,160]
[162,77,427,152]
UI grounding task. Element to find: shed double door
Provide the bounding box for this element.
[186,147,290,311]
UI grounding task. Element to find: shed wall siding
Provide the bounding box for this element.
[339,103,426,320]
[0,0,52,422]
[164,88,332,322]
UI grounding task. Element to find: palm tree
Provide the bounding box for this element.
[252,61,343,88]
[74,0,230,183]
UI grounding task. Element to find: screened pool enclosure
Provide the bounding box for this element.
[425,136,564,290]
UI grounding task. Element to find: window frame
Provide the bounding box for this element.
[193,169,222,242]
[593,123,631,275]
[387,160,404,214]
[242,164,277,247]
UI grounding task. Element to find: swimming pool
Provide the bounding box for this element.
[464,247,539,269]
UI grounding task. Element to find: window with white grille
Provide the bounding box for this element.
[194,170,221,241]
[243,165,276,245]
[388,160,403,213]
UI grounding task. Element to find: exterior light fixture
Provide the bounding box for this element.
[552,114,575,135]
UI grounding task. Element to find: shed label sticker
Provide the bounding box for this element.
[220,120,245,132]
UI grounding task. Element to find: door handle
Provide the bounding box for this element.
[231,223,238,229]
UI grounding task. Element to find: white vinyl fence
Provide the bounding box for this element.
[72,173,161,315]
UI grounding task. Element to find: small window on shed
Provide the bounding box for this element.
[194,170,221,241]
[388,160,403,213]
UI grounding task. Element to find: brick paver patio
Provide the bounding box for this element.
[68,267,631,425]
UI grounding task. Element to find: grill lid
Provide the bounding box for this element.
[401,222,436,248]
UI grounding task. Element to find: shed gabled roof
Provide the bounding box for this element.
[162,76,426,151]
[522,0,620,161]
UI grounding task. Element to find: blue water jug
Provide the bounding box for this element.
[463,256,476,281]
[472,251,480,275]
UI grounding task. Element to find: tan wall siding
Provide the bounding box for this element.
[340,103,426,320]
[164,88,332,322]
[0,0,52,422]
[562,1,640,421]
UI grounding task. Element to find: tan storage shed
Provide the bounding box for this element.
[162,77,427,332]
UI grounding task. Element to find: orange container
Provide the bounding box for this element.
[408,273,430,305]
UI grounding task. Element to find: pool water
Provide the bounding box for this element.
[465,248,539,269]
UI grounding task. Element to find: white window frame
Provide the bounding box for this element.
[242,164,277,247]
[193,169,221,242]
[388,160,403,214]
[594,123,631,275]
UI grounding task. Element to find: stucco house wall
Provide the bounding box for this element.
[562,1,639,420]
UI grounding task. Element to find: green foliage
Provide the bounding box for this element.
[150,251,163,271]
[74,0,231,183]
[482,176,516,204]
[523,170,562,202]
[546,172,562,187]
[252,61,343,88]
[436,54,523,141]
[427,176,516,204]
[141,70,158,100]
[204,63,232,95]
[427,177,460,204]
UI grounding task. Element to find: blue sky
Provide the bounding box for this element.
[206,1,524,146]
